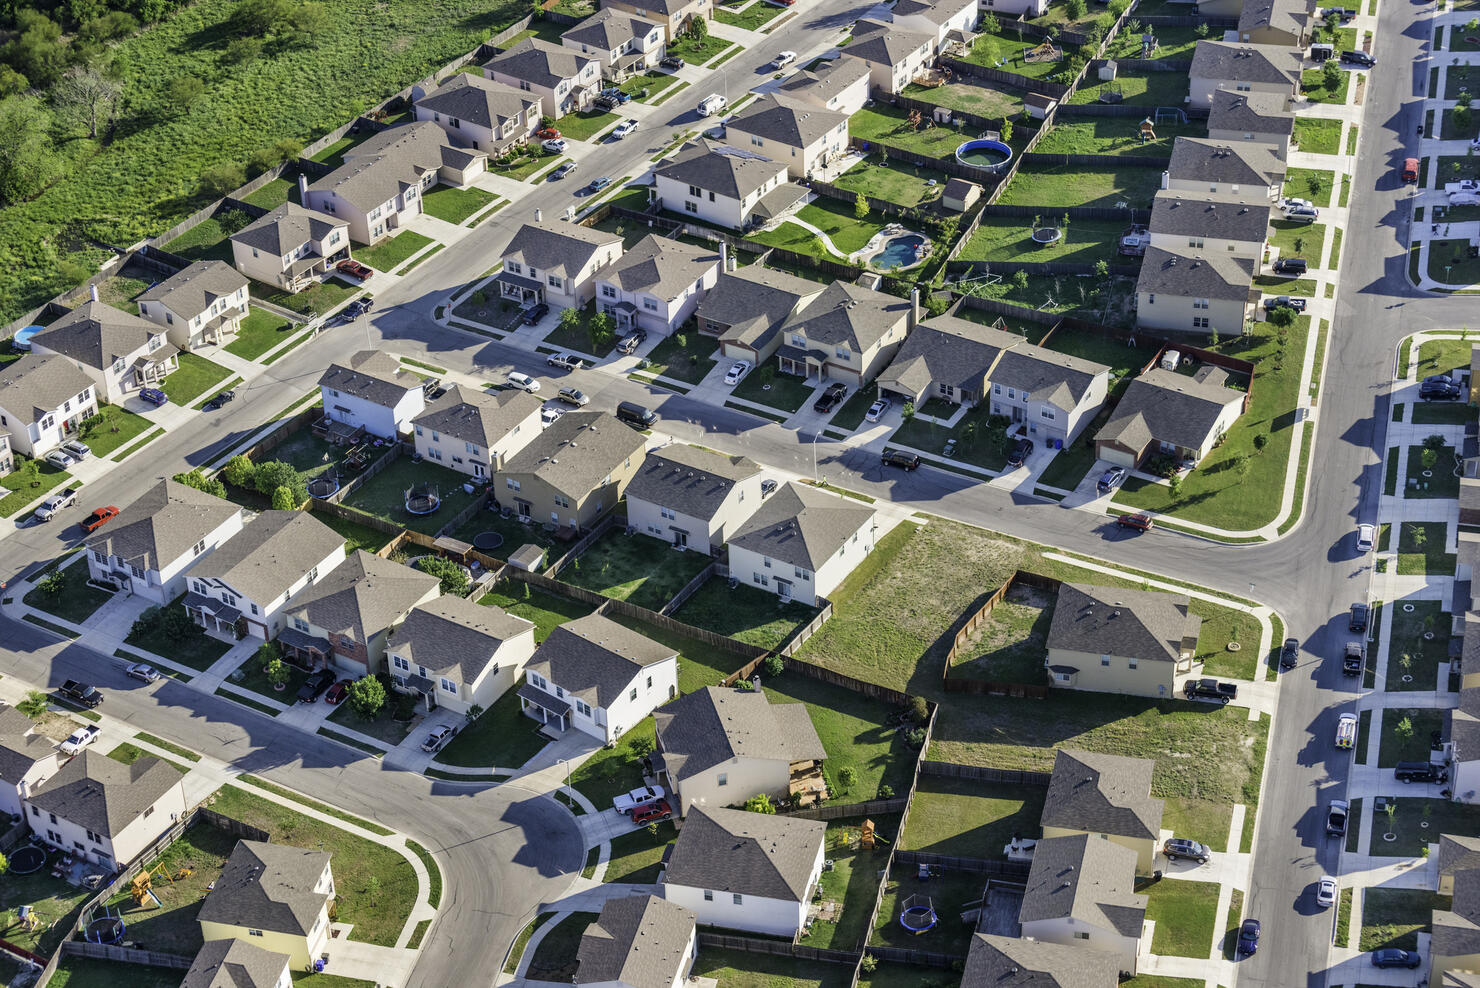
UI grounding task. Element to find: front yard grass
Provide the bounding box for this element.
[1382,796,1480,856]
[715,0,786,30]
[732,368,816,413]
[831,158,946,209]
[956,216,1124,266]
[567,718,657,810]
[1386,599,1449,691]
[340,458,480,536]
[1301,67,1351,104]
[479,580,594,642]
[225,309,298,361]
[1417,337,1473,378]
[664,33,734,65]
[420,184,499,225]
[644,331,718,384]
[561,530,714,610]
[619,69,680,102]
[1286,166,1338,208]
[353,230,436,274]
[1359,888,1448,951]
[1032,117,1206,159]
[899,777,1046,859]
[77,402,156,458]
[888,406,1010,473]
[1397,521,1454,575]
[1266,220,1328,265]
[672,577,820,650]
[434,684,550,769]
[1293,117,1344,155]
[603,822,674,883]
[945,582,1054,686]
[1144,879,1220,958]
[1378,707,1444,766]
[249,276,359,318]
[162,352,233,406]
[810,814,899,950]
[1161,797,1234,854]
[328,692,416,747]
[124,599,233,670]
[557,109,619,143]
[1404,442,1460,498]
[103,821,234,955]
[526,912,601,980]
[0,458,72,518]
[995,162,1163,209]
[24,565,113,625]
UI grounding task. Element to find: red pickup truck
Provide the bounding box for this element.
[81,506,118,533]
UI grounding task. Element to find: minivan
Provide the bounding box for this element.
[1394,760,1447,783]
[1401,157,1420,183]
[1273,257,1307,276]
[697,94,727,117]
[616,401,657,428]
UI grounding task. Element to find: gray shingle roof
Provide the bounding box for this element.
[609,0,696,16]
[526,612,677,707]
[598,234,721,300]
[181,939,292,988]
[654,140,789,201]
[625,444,760,523]
[1136,245,1255,302]
[27,749,182,839]
[1048,582,1201,667]
[778,55,871,108]
[962,934,1120,988]
[1019,834,1146,937]
[197,840,333,936]
[136,261,247,322]
[1096,366,1244,455]
[1040,749,1164,841]
[1441,834,1480,882]
[0,353,97,420]
[500,410,647,501]
[576,895,696,988]
[1189,41,1302,86]
[84,479,241,573]
[413,384,542,449]
[1168,137,1285,188]
[502,221,624,281]
[1451,687,1480,779]
[726,94,849,150]
[231,202,345,256]
[389,595,534,682]
[319,350,422,407]
[1150,191,1272,244]
[729,481,874,572]
[695,266,824,350]
[0,704,55,789]
[308,122,482,213]
[847,18,934,67]
[283,550,437,643]
[655,686,825,784]
[561,8,663,50]
[33,300,173,373]
[1237,0,1309,40]
[783,280,911,354]
[892,0,975,26]
[877,314,1011,398]
[191,510,345,607]
[1434,872,1480,957]
[1205,89,1294,136]
[485,38,598,90]
[664,805,826,902]
[415,73,541,132]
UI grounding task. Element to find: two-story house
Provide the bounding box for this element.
[317,349,426,440]
[1135,245,1256,337]
[198,840,335,972]
[1234,0,1310,46]
[0,353,98,457]
[1017,834,1146,976]
[575,895,697,988]
[483,39,601,119]
[624,444,762,553]
[0,433,11,475]
[602,0,712,42]
[846,19,935,95]
[1039,749,1166,876]
[727,482,876,608]
[654,686,825,816]
[229,203,350,294]
[31,297,178,403]
[1431,871,1480,986]
[774,280,914,388]
[561,8,666,78]
[652,140,803,232]
[182,939,292,988]
[278,550,440,676]
[497,221,625,313]
[136,260,251,352]
[1094,366,1249,469]
[1165,137,1285,200]
[183,510,347,641]
[1148,191,1271,258]
[0,704,59,823]
[1188,41,1302,106]
[413,385,543,479]
[889,0,978,54]
[592,235,723,337]
[1044,583,1204,701]
[413,73,543,155]
[387,595,536,716]
[496,411,647,533]
[518,612,678,742]
[1205,90,1294,159]
[696,266,826,367]
[85,478,245,605]
[663,806,826,937]
[963,934,1119,988]
[975,0,1049,15]
[723,95,850,180]
[777,54,872,117]
[303,122,487,246]
[24,750,186,870]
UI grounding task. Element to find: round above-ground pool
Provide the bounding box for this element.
[955,138,1013,173]
[872,234,929,270]
[10,325,42,352]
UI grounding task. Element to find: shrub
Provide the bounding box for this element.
[877,784,894,799]
[16,690,48,718]
[252,459,307,503]
[743,793,776,814]
[271,485,297,510]
[909,695,929,723]
[348,676,387,719]
[861,956,878,974]
[838,766,857,791]
[221,454,255,488]
[200,161,246,197]
[418,556,470,595]
[763,654,785,678]
[173,467,227,498]
[629,734,655,758]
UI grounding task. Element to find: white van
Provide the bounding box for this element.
[697,93,727,117]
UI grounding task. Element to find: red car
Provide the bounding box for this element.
[632,800,672,825]
[82,506,118,533]
[324,680,352,705]
[336,259,373,280]
[535,127,561,141]
[1116,512,1153,533]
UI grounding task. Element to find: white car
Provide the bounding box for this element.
[541,138,568,153]
[125,662,161,683]
[541,404,565,426]
[507,372,541,393]
[1280,197,1314,213]
[772,51,797,69]
[612,119,638,139]
[1356,523,1375,553]
[865,398,891,423]
[725,360,750,385]
[421,725,457,753]
[613,784,666,814]
[44,450,75,470]
[1315,876,1337,908]
[60,725,101,755]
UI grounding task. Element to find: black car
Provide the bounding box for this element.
[1273,257,1307,276]
[523,302,550,325]
[1349,601,1369,632]
[1371,948,1421,969]
[813,382,847,413]
[881,448,920,471]
[1340,48,1375,66]
[1420,380,1462,400]
[660,55,685,69]
[1279,637,1300,669]
[761,479,777,497]
[1007,438,1033,467]
[297,669,335,703]
[1236,918,1261,956]
[202,389,235,411]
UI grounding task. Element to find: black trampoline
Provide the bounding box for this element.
[8,845,44,874]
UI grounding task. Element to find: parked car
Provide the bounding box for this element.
[541,138,568,153]
[1236,918,1261,956]
[59,680,103,708]
[139,387,168,407]
[550,161,578,180]
[1326,799,1349,836]
[1395,760,1447,783]
[1162,838,1211,863]
[507,372,541,393]
[618,329,648,354]
[1335,712,1358,748]
[632,800,673,825]
[881,448,920,471]
[696,94,727,117]
[761,479,777,497]
[660,55,685,70]
[1315,876,1337,908]
[771,51,797,69]
[1340,49,1375,66]
[336,259,373,280]
[1356,523,1375,552]
[556,386,588,407]
[344,297,373,319]
[1273,257,1308,276]
[125,662,161,684]
[813,382,847,412]
[44,450,75,470]
[82,506,119,533]
[1280,637,1300,669]
[1280,197,1315,213]
[534,127,561,140]
[297,669,335,703]
[203,389,236,411]
[60,725,102,755]
[613,784,666,814]
[1320,6,1356,19]
[1420,379,1462,400]
[586,176,612,194]
[1183,678,1237,703]
[33,488,77,522]
[865,398,891,422]
[523,302,550,325]
[1285,206,1319,224]
[593,95,620,111]
[1117,512,1154,532]
[547,352,584,370]
[324,680,352,705]
[724,360,751,385]
[421,725,458,752]
[612,119,639,139]
[541,405,565,427]
[1096,467,1126,493]
[1371,949,1422,969]
[600,87,632,104]
[60,439,90,460]
[1349,601,1369,632]
[1343,641,1363,676]
[1262,295,1306,312]
[1007,437,1033,467]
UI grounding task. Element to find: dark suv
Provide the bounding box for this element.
[881,448,920,471]
[1007,437,1033,467]
[1340,49,1375,66]
[1279,637,1300,670]
[1421,379,1462,401]
[1349,602,1369,632]
[297,669,335,703]
[1395,760,1448,783]
[1163,838,1211,863]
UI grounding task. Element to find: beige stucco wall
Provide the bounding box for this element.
[1045,647,1178,700]
[671,757,791,817]
[199,917,328,971]
[503,452,642,531]
[1136,293,1249,337]
[1019,916,1139,975]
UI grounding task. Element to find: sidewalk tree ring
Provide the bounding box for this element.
[1425,631,1435,640]
[1383,832,1397,842]
[1404,603,1416,612]
[1226,642,1242,652]
[1423,470,1434,478]
[1421,821,1430,828]
[1403,674,1414,682]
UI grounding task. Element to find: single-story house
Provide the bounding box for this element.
[229,203,350,294]
[1188,41,1302,105]
[181,939,292,988]
[602,0,712,42]
[0,353,99,457]
[1164,137,1285,201]
[1039,748,1165,876]
[846,19,935,95]
[1045,583,1204,702]
[776,54,872,117]
[727,481,876,608]
[696,265,825,366]
[317,349,426,440]
[24,750,186,870]
[1204,89,1294,158]
[575,895,697,988]
[961,933,1119,988]
[625,443,762,553]
[413,72,544,155]
[136,260,251,351]
[413,384,544,479]
[1135,245,1256,338]
[387,595,536,717]
[31,297,178,404]
[561,8,666,77]
[496,221,626,314]
[496,411,648,533]
[593,235,724,337]
[1148,191,1272,258]
[1094,366,1249,469]
[653,140,803,233]
[0,703,60,823]
[773,280,915,388]
[723,94,850,180]
[1018,834,1146,976]
[483,38,601,119]
[197,840,336,972]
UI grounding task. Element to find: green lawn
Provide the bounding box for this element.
[1417,337,1474,378]
[95,272,151,314]
[900,80,1023,120]
[1032,117,1207,159]
[715,0,786,30]
[526,912,600,980]
[227,650,306,706]
[848,105,979,160]
[1293,117,1344,155]
[618,69,681,102]
[1381,796,1480,856]
[946,582,1054,685]
[124,599,233,670]
[665,32,734,65]
[961,29,1081,81]
[1069,71,1190,106]
[1145,879,1220,958]
[957,216,1125,266]
[353,230,436,274]
[225,308,299,361]
[1397,521,1454,575]
[603,821,675,883]
[77,402,157,457]
[328,689,416,746]
[104,821,234,955]
[557,109,619,142]
[606,612,753,693]
[1267,221,1328,267]
[1162,797,1234,854]
[311,132,372,168]
[996,163,1163,209]
[899,776,1046,859]
[242,178,297,210]
[1286,167,1338,208]
[311,510,397,555]
[162,352,234,405]
[561,530,715,610]
[870,868,983,955]
[1429,237,1480,286]
[1404,442,1460,499]
[749,198,885,257]
[1301,67,1351,104]
[832,158,947,209]
[1378,707,1444,766]
[435,684,551,769]
[643,331,719,384]
[567,718,658,809]
[421,184,498,224]
[1359,888,1448,951]
[161,209,250,264]
[692,948,855,988]
[479,581,595,641]
[250,276,360,317]
[1386,600,1449,691]
[340,458,481,535]
[48,959,182,988]
[0,862,94,957]
[672,577,820,650]
[23,564,113,625]
[732,368,816,413]
[0,458,72,518]
[810,814,898,950]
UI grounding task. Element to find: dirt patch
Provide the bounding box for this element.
[1355,73,1365,105]
[33,712,86,742]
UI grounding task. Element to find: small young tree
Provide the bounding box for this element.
[744,793,776,814]
[418,556,470,596]
[763,654,785,678]
[1253,433,1269,453]
[1396,715,1415,741]
[558,305,581,337]
[1000,117,1013,144]
[1066,0,1087,20]
[853,194,869,220]
[1167,473,1183,499]
[1384,800,1398,833]
[265,657,288,690]
[17,690,48,719]
[271,485,297,510]
[348,676,387,719]
[222,454,256,489]
[901,400,915,426]
[837,766,857,793]
[877,784,894,799]
[39,569,66,596]
[1422,447,1439,471]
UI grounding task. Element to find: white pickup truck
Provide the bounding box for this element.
[33,488,78,522]
[60,724,101,755]
[1335,713,1357,750]
[612,784,665,815]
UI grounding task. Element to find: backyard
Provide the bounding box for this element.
[900,80,1024,120]
[849,104,978,160]
[1069,71,1190,107]
[1032,116,1207,158]
[341,458,481,535]
[560,530,715,610]
[961,30,1081,81]
[945,582,1054,685]
[605,612,754,692]
[0,860,94,957]
[747,199,887,260]
[899,776,1046,859]
[103,821,237,955]
[479,580,595,642]
[831,158,947,209]
[956,216,1126,266]
[995,163,1163,209]
[807,815,899,950]
[692,948,855,988]
[870,868,984,956]
[672,577,820,649]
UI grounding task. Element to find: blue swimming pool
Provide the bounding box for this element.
[873,234,927,270]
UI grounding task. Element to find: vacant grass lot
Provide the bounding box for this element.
[1145,879,1220,958]
[673,577,820,649]
[995,163,1163,209]
[162,352,234,406]
[562,531,713,610]
[899,777,1046,859]
[946,582,1054,685]
[1293,117,1344,155]
[957,216,1124,266]
[1032,117,1207,158]
[1359,888,1448,951]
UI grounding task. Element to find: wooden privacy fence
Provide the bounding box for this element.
[946,258,1142,278]
[543,513,619,576]
[1022,151,1169,168]
[919,760,1052,786]
[696,933,859,963]
[780,797,907,820]
[939,56,1072,98]
[1099,55,1194,72]
[660,561,719,616]
[894,849,1032,877]
[942,570,1059,696]
[59,942,192,970]
[975,203,1153,223]
[865,945,963,967]
[1043,315,1258,383]
[318,442,404,506]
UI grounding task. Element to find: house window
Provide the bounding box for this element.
[646,675,652,688]
[555,686,564,698]
[660,506,675,519]
[294,617,310,633]
[506,479,521,491]
[576,699,591,716]
[794,567,810,580]
[629,687,638,701]
[732,894,743,905]
[993,384,1001,394]
[753,573,769,587]
[1074,932,1090,940]
[762,557,771,568]
[704,890,714,901]
[835,346,849,359]
[642,298,658,311]
[717,773,728,786]
[1188,238,1204,249]
[685,201,698,214]
[1007,388,1015,399]
[1128,658,1138,669]
[249,929,264,937]
[1147,294,1156,304]
[193,539,205,556]
[1193,317,1210,329]
[1100,654,1110,666]
[441,678,458,694]
[508,262,522,274]
[602,285,617,298]
[394,656,410,672]
[1193,298,1209,309]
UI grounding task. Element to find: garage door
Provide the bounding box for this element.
[1098,444,1136,469]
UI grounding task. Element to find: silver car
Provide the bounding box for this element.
[44,450,75,470]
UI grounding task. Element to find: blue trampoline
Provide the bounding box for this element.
[899,894,937,934]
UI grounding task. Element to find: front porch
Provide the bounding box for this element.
[132,348,179,389]
[182,590,244,640]
[391,672,440,713]
[776,344,829,382]
[517,682,572,732]
[496,271,545,306]
[599,300,639,331]
[190,307,245,348]
[278,627,334,670]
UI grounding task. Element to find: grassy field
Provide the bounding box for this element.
[1359,888,1447,951]
[1032,117,1207,158]
[561,530,714,610]
[957,216,1125,266]
[1145,879,1220,958]
[673,577,820,649]
[899,776,1046,858]
[996,163,1163,209]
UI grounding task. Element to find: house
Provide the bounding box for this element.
[652,140,803,232]
[1039,749,1165,875]
[1018,834,1146,976]
[1204,89,1294,158]
[0,433,11,475]
[30,298,178,404]
[576,895,697,988]
[962,933,1119,988]
[1234,0,1310,46]
[1188,41,1302,105]
[593,235,724,336]
[846,19,934,95]
[518,612,679,742]
[777,54,873,117]
[602,0,712,42]
[85,478,245,605]
[975,0,1049,16]
[654,686,825,816]
[561,9,666,77]
[1135,246,1256,337]
[136,260,251,351]
[727,481,876,607]
[774,280,914,387]
[387,595,536,716]
[0,353,98,457]
[413,385,543,479]
[942,178,983,212]
[723,94,850,180]
[229,203,350,294]
[183,510,347,641]
[1440,834,1480,895]
[197,840,335,971]
[303,122,487,246]
[1165,138,1285,200]
[1094,366,1248,469]
[888,0,977,54]
[663,806,826,937]
[876,314,1110,446]
[317,349,426,440]
[1448,687,1480,803]
[1045,583,1203,702]
[624,444,763,553]
[24,750,186,870]
[413,73,543,154]
[483,39,601,119]
[1148,191,1271,258]
[277,550,440,676]
[497,411,647,532]
[496,221,626,313]
[0,703,59,823]
[1431,869,1480,985]
[181,939,292,988]
[696,265,825,366]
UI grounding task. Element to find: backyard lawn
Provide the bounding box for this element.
[311,132,373,169]
[809,815,899,950]
[961,30,1080,80]
[341,458,481,535]
[1032,117,1207,159]
[241,178,296,210]
[162,352,234,406]
[748,199,886,258]
[1144,879,1220,958]
[1359,888,1448,951]
[848,105,972,160]
[945,582,1054,685]
[870,868,984,955]
[418,184,500,225]
[49,958,182,988]
[672,577,820,649]
[901,80,1023,120]
[78,403,157,458]
[561,530,715,610]
[353,230,437,274]
[103,821,236,955]
[480,580,595,642]
[603,822,675,883]
[956,216,1125,266]
[312,510,397,555]
[434,685,550,769]
[0,860,94,957]
[606,612,753,692]
[995,163,1163,209]
[899,776,1046,859]
[161,209,249,264]
[832,158,947,209]
[1069,71,1190,106]
[225,309,299,361]
[692,948,855,988]
[24,565,113,625]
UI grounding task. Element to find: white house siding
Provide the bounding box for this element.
[319,385,424,440]
[523,654,678,743]
[415,408,540,480]
[0,389,97,457]
[484,63,600,119]
[655,175,747,230]
[978,0,1048,15]
[27,779,186,869]
[626,474,762,553]
[31,343,164,406]
[594,269,719,337]
[1135,294,1249,338]
[190,543,347,641]
[0,760,56,822]
[727,520,874,608]
[87,511,246,606]
[1163,175,1280,201]
[305,176,430,247]
[866,43,932,94]
[663,844,822,936]
[1019,918,1139,976]
[416,104,540,155]
[138,289,249,352]
[895,3,977,52]
[450,638,535,717]
[986,376,1108,446]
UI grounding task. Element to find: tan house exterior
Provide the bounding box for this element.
[561,9,665,77]
[1095,366,1248,470]
[1188,41,1302,106]
[1136,246,1256,338]
[483,38,601,119]
[723,94,850,180]
[413,385,543,479]
[198,841,335,972]
[1045,582,1203,700]
[1430,870,1480,986]
[624,444,763,553]
[777,55,873,117]
[388,596,536,717]
[697,266,826,367]
[31,298,178,404]
[137,260,250,351]
[497,221,625,314]
[1018,834,1146,976]
[229,203,350,294]
[496,411,647,533]
[413,73,543,154]
[847,19,934,95]
[1039,749,1165,876]
[602,0,712,42]
[773,281,914,388]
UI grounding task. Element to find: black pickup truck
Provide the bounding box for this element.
[59,680,103,708]
[1182,678,1237,703]
[1343,642,1364,677]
